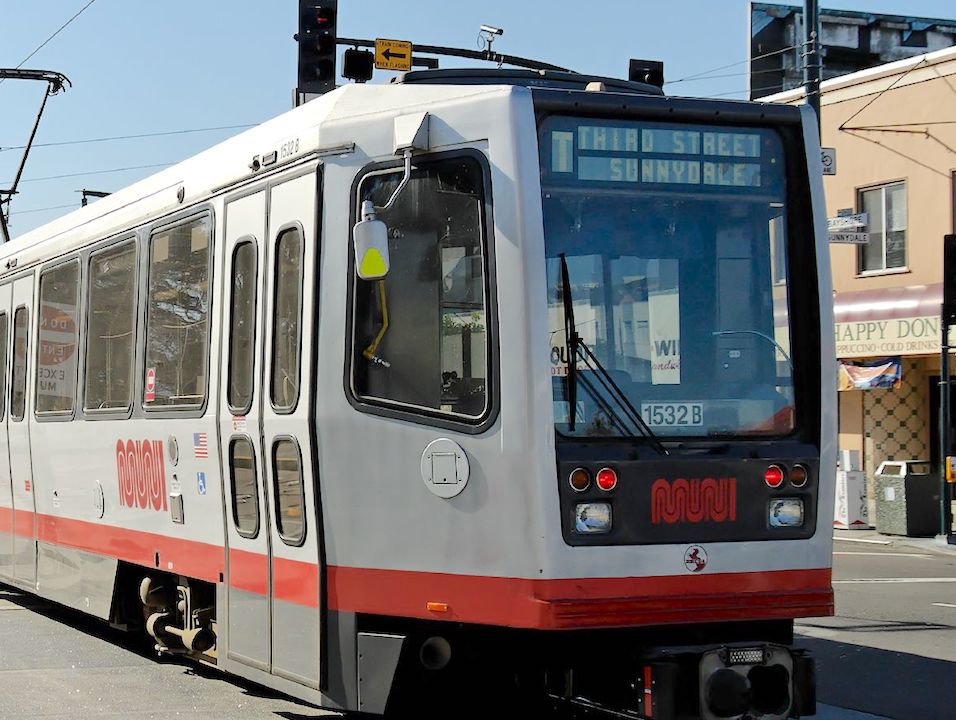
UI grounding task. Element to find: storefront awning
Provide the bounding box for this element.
[833,283,943,358]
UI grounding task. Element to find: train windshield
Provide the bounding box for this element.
[539,116,795,438]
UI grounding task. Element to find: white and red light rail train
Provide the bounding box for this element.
[0,68,835,719]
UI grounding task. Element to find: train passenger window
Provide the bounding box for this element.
[36,260,80,415]
[351,156,490,422]
[228,241,258,412]
[272,438,305,545]
[85,240,136,411]
[144,215,212,408]
[229,437,260,538]
[0,313,7,420]
[270,228,303,412]
[11,308,28,422]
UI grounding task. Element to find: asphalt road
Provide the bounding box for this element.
[796,534,956,720]
[0,535,953,720]
[0,586,335,720]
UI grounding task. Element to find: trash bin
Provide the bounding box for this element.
[874,460,940,537]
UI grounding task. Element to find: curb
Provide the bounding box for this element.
[833,529,956,555]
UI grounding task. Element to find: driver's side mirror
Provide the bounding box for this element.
[353,208,390,280]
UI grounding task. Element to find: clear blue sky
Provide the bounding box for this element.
[1,0,953,236]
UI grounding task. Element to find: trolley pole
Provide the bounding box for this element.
[803,0,822,137]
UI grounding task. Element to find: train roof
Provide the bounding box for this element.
[1,81,518,269]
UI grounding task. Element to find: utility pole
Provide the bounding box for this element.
[803,0,822,137]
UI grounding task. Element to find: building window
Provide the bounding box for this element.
[859,182,906,273]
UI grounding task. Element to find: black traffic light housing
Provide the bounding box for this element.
[297,0,337,95]
[629,59,665,89]
[944,234,956,324]
[343,48,374,83]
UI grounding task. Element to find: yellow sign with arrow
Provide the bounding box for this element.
[375,38,413,71]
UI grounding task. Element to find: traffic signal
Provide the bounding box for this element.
[297,1,337,95]
[944,234,956,324]
[629,59,665,89]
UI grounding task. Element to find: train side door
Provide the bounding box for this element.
[8,274,35,586]
[220,189,271,670]
[261,170,322,688]
[0,284,11,579]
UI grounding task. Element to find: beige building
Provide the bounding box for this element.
[767,45,956,508]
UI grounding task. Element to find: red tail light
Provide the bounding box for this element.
[596,467,618,492]
[764,465,785,488]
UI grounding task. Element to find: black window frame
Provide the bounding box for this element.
[269,224,305,414]
[34,257,81,419]
[0,312,8,422]
[11,305,29,423]
[229,435,261,539]
[344,149,500,435]
[141,211,215,414]
[227,237,259,415]
[83,237,139,417]
[271,435,307,547]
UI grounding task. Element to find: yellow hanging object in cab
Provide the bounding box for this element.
[360,247,388,279]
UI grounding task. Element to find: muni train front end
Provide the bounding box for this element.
[334,80,834,719]
[518,91,835,718]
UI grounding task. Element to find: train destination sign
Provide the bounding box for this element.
[546,122,770,189]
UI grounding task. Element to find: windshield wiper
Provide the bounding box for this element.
[559,254,669,455]
[559,253,580,431]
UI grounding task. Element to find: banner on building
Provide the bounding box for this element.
[838,357,902,391]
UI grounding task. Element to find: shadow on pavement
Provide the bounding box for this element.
[797,635,956,720]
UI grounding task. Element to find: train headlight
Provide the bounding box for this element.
[573,502,612,534]
[768,498,804,528]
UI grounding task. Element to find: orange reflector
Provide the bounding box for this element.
[426,602,449,613]
[569,467,591,492]
[790,464,809,487]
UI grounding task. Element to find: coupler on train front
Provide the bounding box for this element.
[373,620,816,719]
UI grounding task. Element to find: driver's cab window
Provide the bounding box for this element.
[350,156,490,422]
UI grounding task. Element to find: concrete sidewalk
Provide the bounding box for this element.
[833,527,956,555]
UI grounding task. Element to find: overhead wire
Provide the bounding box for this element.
[0,123,259,153]
[9,202,77,217]
[665,44,798,86]
[1,161,174,187]
[0,0,98,86]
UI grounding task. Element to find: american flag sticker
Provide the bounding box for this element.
[193,432,208,459]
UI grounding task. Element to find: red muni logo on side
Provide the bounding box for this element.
[115,439,168,511]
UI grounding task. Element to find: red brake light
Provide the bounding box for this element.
[595,467,618,492]
[764,465,785,488]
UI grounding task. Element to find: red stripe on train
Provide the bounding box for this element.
[0,508,36,538]
[229,548,319,608]
[14,512,832,626]
[326,566,834,629]
[35,514,223,583]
